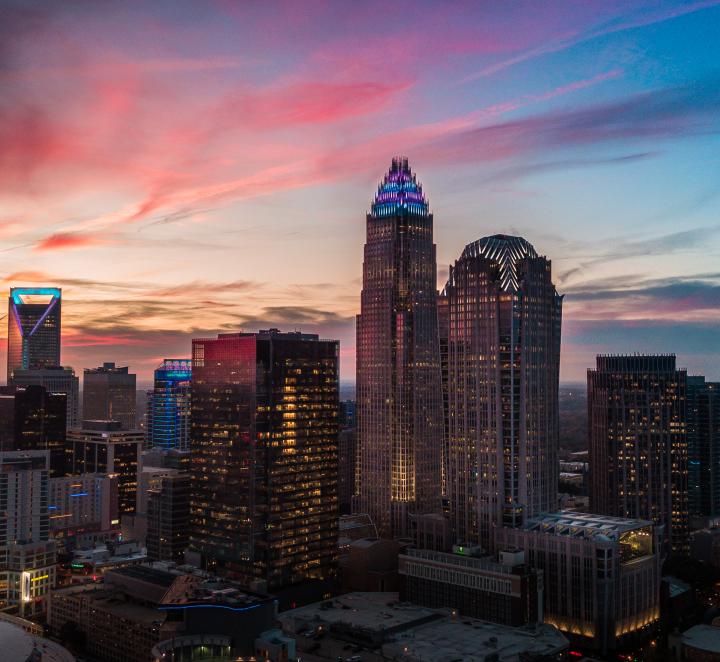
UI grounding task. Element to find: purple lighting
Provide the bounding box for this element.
[370,156,429,217]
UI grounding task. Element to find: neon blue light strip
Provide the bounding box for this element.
[157,603,263,613]
[11,288,61,305]
[70,492,89,497]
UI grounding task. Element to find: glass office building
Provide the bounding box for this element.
[147,359,191,451]
[189,329,339,590]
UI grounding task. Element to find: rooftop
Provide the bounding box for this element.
[682,624,720,653]
[525,510,653,540]
[459,235,540,293]
[0,620,75,662]
[280,592,567,661]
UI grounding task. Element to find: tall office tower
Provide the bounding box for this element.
[147,359,191,450]
[0,451,57,617]
[12,366,79,429]
[7,287,61,379]
[189,330,339,590]
[66,421,143,516]
[83,362,137,430]
[355,157,444,538]
[146,472,190,564]
[588,355,688,553]
[437,293,449,501]
[13,385,67,477]
[444,235,562,550]
[687,376,720,521]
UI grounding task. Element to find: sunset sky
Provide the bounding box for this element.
[2,0,720,385]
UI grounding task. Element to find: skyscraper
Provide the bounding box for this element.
[82,362,137,430]
[7,287,61,379]
[12,366,79,430]
[588,355,688,553]
[443,235,563,550]
[147,359,191,450]
[687,376,720,520]
[188,330,339,590]
[13,384,67,477]
[355,157,444,538]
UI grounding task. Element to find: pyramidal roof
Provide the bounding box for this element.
[461,234,539,292]
[370,156,429,217]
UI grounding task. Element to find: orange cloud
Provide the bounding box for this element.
[33,232,106,252]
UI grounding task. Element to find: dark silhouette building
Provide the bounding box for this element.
[443,235,562,550]
[355,157,444,538]
[12,366,79,429]
[146,472,190,564]
[588,355,688,553]
[7,287,61,379]
[13,384,67,476]
[188,329,339,591]
[83,362,137,430]
[687,376,720,520]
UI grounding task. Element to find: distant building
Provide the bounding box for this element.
[7,287,61,378]
[146,472,190,564]
[13,384,67,476]
[0,451,57,617]
[12,366,80,429]
[355,157,444,539]
[338,400,356,429]
[588,355,688,553]
[339,538,404,593]
[496,511,661,655]
[399,547,542,626]
[66,421,143,515]
[83,363,137,430]
[690,526,720,570]
[147,359,191,451]
[443,235,562,551]
[687,376,720,520]
[669,623,720,661]
[189,330,339,591]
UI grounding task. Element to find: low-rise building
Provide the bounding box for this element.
[495,511,661,656]
[399,547,542,626]
[278,591,567,661]
[670,623,720,661]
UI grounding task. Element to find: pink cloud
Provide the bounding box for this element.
[33,232,107,252]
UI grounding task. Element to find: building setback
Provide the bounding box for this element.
[83,363,137,430]
[188,329,339,590]
[588,355,688,553]
[355,157,444,538]
[443,235,562,550]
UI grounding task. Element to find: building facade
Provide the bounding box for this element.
[147,359,191,451]
[495,511,661,656]
[0,451,57,617]
[83,363,137,430]
[189,330,339,590]
[398,547,541,626]
[687,376,720,520]
[355,157,444,538]
[7,287,61,379]
[12,367,80,430]
[13,384,67,477]
[588,355,688,553]
[443,235,562,550]
[66,421,143,515]
[146,472,190,564]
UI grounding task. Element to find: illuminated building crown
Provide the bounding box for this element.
[370,156,429,217]
[461,234,539,293]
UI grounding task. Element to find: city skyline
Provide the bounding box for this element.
[2,1,720,384]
